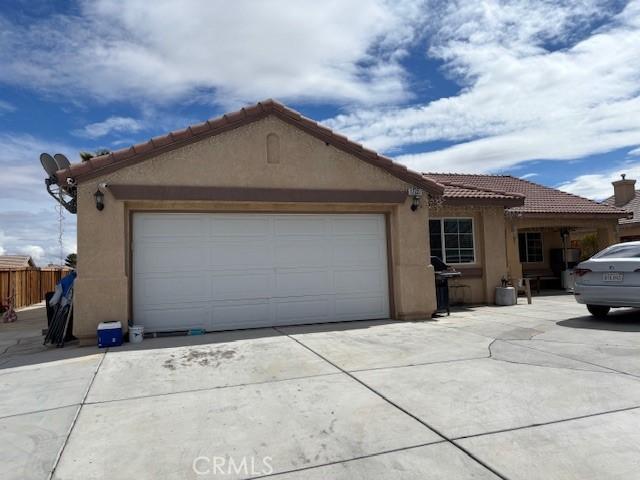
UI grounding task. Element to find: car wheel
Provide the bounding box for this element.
[587,305,610,317]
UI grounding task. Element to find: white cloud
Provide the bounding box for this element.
[0,99,14,114]
[0,0,427,106]
[325,0,640,172]
[0,209,77,266]
[630,146,640,156]
[73,116,144,139]
[557,161,640,200]
[18,245,45,262]
[520,173,538,179]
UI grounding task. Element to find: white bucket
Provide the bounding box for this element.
[129,325,144,344]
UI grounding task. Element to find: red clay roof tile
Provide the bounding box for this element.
[55,99,444,195]
[425,173,627,216]
[437,181,525,207]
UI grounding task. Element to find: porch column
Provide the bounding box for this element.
[481,210,509,304]
[505,219,523,282]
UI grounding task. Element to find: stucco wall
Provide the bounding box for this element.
[74,116,436,342]
[428,205,509,304]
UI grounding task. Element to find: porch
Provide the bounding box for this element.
[506,216,619,293]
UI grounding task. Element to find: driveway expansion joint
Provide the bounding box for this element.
[253,440,448,479]
[83,371,344,406]
[0,403,81,421]
[47,349,107,480]
[347,354,491,374]
[451,404,640,441]
[272,326,512,480]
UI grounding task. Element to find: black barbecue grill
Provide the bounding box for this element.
[431,256,462,315]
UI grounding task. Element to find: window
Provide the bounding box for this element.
[518,232,543,262]
[429,218,475,264]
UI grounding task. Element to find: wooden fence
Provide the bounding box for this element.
[0,268,72,309]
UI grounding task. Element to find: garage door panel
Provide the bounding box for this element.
[211,271,273,300]
[332,216,383,236]
[135,215,207,238]
[334,268,386,293]
[134,244,208,272]
[135,306,208,331]
[211,301,273,329]
[133,213,389,332]
[274,297,331,322]
[275,217,327,236]
[332,239,385,266]
[210,241,272,267]
[136,274,210,304]
[335,295,387,318]
[274,241,329,267]
[275,269,330,296]
[210,216,271,237]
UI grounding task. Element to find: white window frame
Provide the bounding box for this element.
[429,217,476,265]
[519,231,544,263]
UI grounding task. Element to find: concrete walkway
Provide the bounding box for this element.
[1,295,640,479]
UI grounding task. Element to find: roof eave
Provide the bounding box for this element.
[56,99,444,197]
[508,211,630,219]
[442,197,526,208]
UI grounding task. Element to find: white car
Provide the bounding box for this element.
[574,241,640,317]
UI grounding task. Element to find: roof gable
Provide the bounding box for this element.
[57,100,443,196]
[424,173,628,217]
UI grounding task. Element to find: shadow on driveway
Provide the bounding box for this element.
[557,308,640,332]
[0,306,399,370]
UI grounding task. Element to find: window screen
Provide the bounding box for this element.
[429,218,475,264]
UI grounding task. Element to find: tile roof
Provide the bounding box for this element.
[438,180,525,207]
[56,99,444,196]
[603,191,640,224]
[424,173,629,217]
[0,255,35,269]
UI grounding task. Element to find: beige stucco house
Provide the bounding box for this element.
[54,100,628,344]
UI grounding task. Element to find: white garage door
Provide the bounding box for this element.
[133,213,390,332]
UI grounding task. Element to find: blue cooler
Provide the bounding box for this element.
[97,321,123,348]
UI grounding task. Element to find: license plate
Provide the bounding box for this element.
[603,272,624,282]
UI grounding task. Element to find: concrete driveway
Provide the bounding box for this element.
[2,294,640,479]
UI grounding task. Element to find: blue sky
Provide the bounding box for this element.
[1,0,640,264]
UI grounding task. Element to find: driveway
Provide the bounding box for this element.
[2,294,640,479]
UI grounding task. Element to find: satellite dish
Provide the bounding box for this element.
[53,153,71,170]
[40,153,59,178]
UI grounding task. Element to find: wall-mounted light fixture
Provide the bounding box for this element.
[408,186,423,211]
[94,187,105,211]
